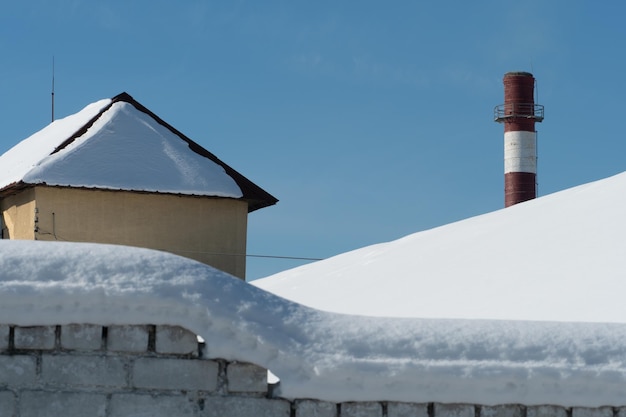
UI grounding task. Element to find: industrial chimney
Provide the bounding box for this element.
[494,72,544,207]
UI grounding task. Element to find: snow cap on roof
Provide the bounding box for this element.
[0,93,277,212]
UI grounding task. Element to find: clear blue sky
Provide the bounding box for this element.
[2,1,625,280]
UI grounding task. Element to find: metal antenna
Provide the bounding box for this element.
[51,56,55,122]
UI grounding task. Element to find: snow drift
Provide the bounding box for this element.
[3,239,626,406]
[254,171,626,322]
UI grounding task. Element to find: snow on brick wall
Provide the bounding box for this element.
[0,323,624,417]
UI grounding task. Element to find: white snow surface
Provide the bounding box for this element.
[0,99,111,186]
[3,239,626,406]
[254,170,626,323]
[0,99,242,198]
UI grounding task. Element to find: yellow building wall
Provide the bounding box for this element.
[1,186,248,279]
[0,188,36,240]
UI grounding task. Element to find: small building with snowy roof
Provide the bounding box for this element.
[0,92,277,279]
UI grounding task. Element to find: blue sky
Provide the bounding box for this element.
[2,1,625,280]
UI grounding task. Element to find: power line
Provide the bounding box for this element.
[34,228,322,262]
[151,248,323,261]
[249,254,322,261]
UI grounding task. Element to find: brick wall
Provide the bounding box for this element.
[0,323,624,417]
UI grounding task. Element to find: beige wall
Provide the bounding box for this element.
[0,188,36,240]
[1,186,248,278]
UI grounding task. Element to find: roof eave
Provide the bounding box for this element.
[0,182,277,213]
[0,181,32,198]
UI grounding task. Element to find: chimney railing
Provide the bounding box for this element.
[494,103,544,123]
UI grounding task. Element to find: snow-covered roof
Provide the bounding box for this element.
[254,170,626,322]
[3,239,626,407]
[0,93,277,212]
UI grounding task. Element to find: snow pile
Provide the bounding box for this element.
[254,171,626,322]
[3,239,626,406]
[0,99,242,198]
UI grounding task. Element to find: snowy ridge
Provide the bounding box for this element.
[2,239,626,406]
[254,170,626,322]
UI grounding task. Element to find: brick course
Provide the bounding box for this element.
[294,399,337,417]
[14,326,56,350]
[0,355,37,386]
[0,325,9,351]
[527,405,568,417]
[133,357,219,391]
[481,405,523,417]
[156,325,199,356]
[388,402,429,417]
[226,362,267,394]
[20,391,107,417]
[2,323,623,417]
[61,324,103,350]
[0,391,16,417]
[201,396,291,417]
[41,354,127,388]
[435,404,475,417]
[109,393,198,417]
[107,325,149,352]
[341,402,383,417]
[572,407,614,417]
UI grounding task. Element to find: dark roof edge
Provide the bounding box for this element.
[0,181,30,198]
[51,100,117,156]
[48,92,277,213]
[1,183,261,201]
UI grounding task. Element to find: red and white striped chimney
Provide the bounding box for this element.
[495,72,544,207]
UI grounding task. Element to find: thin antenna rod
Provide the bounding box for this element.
[51,56,55,122]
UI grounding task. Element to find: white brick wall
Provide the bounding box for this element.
[109,393,198,417]
[3,322,625,417]
[201,396,291,417]
[0,391,16,417]
[20,391,107,417]
[341,402,383,417]
[572,407,614,417]
[133,357,219,391]
[156,325,199,356]
[388,402,428,417]
[0,355,37,386]
[0,325,9,350]
[226,362,267,394]
[435,403,475,417]
[107,325,149,352]
[41,354,128,388]
[294,399,337,417]
[527,405,568,417]
[61,324,103,350]
[14,325,56,350]
[481,405,523,417]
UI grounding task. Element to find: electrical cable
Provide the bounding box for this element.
[34,228,322,262]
